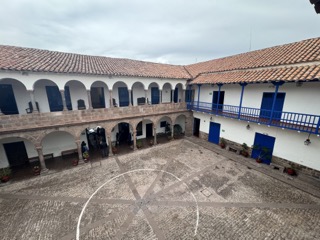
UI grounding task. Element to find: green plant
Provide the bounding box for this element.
[220,138,227,148]
[241,143,249,157]
[0,167,11,183]
[252,145,272,163]
[136,139,143,148]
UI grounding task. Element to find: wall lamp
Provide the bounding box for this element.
[304,133,311,145]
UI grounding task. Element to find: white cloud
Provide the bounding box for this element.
[0,0,319,65]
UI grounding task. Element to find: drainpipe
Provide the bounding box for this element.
[269,81,284,125]
[238,83,247,119]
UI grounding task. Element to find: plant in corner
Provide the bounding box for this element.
[220,138,227,149]
[240,143,249,157]
[252,145,272,164]
[0,167,11,183]
[136,139,143,149]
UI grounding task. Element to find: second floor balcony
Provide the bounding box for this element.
[188,101,320,135]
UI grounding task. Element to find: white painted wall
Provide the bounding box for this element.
[162,83,172,103]
[136,120,153,140]
[34,80,57,113]
[193,111,320,171]
[132,82,145,106]
[41,131,77,157]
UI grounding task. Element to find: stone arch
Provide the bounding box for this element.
[0,133,38,147]
[39,129,76,146]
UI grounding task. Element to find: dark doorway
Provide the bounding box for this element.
[117,123,130,145]
[91,87,105,108]
[146,123,153,138]
[118,87,129,107]
[212,91,225,111]
[46,86,63,112]
[0,84,18,115]
[193,118,200,137]
[3,142,28,167]
[64,86,72,110]
[174,87,178,103]
[151,87,160,104]
[260,92,285,120]
[208,122,221,144]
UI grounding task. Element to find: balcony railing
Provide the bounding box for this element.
[187,101,320,134]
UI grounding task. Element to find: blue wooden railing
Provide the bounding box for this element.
[187,101,320,134]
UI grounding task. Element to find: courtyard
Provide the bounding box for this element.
[0,138,320,239]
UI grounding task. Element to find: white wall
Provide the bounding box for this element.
[42,131,76,157]
[132,82,145,106]
[34,80,57,113]
[162,84,172,103]
[193,111,320,171]
[67,81,87,110]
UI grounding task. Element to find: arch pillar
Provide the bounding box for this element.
[107,135,113,156]
[153,126,157,145]
[182,89,185,103]
[128,89,132,106]
[144,90,148,104]
[75,140,83,161]
[109,90,114,108]
[133,130,137,150]
[35,146,49,173]
[60,90,67,111]
[87,90,93,109]
[171,89,174,103]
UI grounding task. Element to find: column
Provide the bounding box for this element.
[128,89,132,106]
[28,90,38,113]
[75,140,83,161]
[60,90,67,111]
[109,90,114,108]
[153,126,157,145]
[238,83,247,119]
[108,135,113,156]
[159,89,162,104]
[87,90,93,109]
[171,89,174,103]
[36,147,48,172]
[171,125,174,139]
[197,84,201,109]
[182,89,185,103]
[144,90,148,104]
[133,131,137,150]
[269,81,284,124]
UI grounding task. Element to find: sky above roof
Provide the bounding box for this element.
[0,0,319,65]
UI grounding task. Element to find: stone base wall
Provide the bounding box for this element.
[184,114,194,137]
[198,132,320,179]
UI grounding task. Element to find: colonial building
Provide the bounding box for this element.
[0,37,320,178]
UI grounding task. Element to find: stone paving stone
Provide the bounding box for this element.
[0,139,319,239]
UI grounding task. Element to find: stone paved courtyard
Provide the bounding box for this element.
[0,139,320,240]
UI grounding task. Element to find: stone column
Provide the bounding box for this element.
[128,89,132,106]
[182,89,185,103]
[36,147,48,172]
[28,90,38,113]
[60,90,68,111]
[108,135,113,156]
[109,90,113,108]
[153,126,157,145]
[75,140,83,161]
[171,90,174,103]
[171,125,174,139]
[144,90,148,104]
[133,130,137,150]
[159,90,162,104]
[87,90,93,109]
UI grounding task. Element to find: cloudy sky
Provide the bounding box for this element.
[0,0,319,65]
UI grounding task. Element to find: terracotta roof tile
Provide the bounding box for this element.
[191,65,320,85]
[186,38,320,78]
[0,45,190,79]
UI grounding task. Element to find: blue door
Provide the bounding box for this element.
[174,87,178,103]
[118,87,129,107]
[0,84,18,115]
[251,133,275,165]
[151,87,159,104]
[64,86,72,110]
[208,122,221,144]
[46,86,63,112]
[260,92,285,119]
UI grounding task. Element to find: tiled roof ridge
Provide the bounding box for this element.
[185,37,320,77]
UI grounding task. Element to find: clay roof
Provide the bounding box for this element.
[191,65,320,85]
[0,45,190,79]
[186,37,320,78]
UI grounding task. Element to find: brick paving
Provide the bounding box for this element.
[0,138,320,239]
